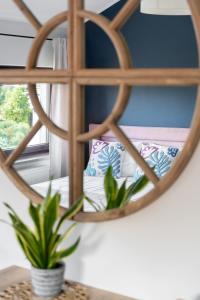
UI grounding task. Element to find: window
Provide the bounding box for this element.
[0,83,50,156]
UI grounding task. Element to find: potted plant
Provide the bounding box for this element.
[85,166,149,211]
[3,186,83,298]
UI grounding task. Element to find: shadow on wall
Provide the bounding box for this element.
[62,223,104,282]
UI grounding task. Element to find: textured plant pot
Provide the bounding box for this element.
[31,263,65,298]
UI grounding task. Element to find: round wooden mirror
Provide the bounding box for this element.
[0,0,200,222]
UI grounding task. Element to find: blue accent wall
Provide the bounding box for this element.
[85,0,198,129]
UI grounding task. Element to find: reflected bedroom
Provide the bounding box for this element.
[0,0,199,299]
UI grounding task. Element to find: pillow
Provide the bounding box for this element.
[133,143,180,181]
[121,141,142,177]
[85,139,125,178]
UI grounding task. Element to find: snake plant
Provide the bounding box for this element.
[85,166,149,211]
[3,186,83,269]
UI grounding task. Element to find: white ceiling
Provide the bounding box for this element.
[0,0,119,23]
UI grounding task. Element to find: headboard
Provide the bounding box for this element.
[89,124,190,148]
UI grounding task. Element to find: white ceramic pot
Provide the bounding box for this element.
[31,263,65,298]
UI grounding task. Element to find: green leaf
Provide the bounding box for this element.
[29,202,41,240]
[44,193,60,241]
[131,175,149,194]
[4,213,39,267]
[49,223,77,256]
[104,166,118,209]
[115,180,127,208]
[8,213,43,268]
[4,203,31,232]
[55,197,83,233]
[16,233,39,268]
[40,183,53,213]
[49,237,80,269]
[2,186,82,270]
[84,195,103,212]
[122,175,149,206]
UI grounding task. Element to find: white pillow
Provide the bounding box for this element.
[133,142,180,180]
[121,141,142,177]
[85,139,125,178]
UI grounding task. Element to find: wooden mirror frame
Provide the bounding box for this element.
[0,0,200,222]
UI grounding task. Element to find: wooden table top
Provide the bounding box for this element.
[0,266,136,300]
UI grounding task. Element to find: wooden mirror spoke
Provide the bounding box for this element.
[4,121,43,168]
[110,0,140,30]
[0,69,70,84]
[76,68,200,86]
[0,149,6,166]
[108,123,159,185]
[2,68,200,86]
[68,0,86,204]
[188,0,200,62]
[12,0,42,31]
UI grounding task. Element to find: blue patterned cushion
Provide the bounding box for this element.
[133,143,180,181]
[85,139,125,178]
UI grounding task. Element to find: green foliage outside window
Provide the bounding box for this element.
[0,86,6,105]
[0,86,32,123]
[0,85,32,150]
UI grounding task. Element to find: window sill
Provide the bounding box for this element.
[5,144,49,158]
[14,153,49,171]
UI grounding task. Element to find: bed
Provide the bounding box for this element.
[32,124,190,212]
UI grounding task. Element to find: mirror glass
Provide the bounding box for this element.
[0,0,198,220]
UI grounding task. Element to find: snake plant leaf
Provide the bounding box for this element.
[48,223,77,257]
[0,217,38,268]
[8,213,43,267]
[84,194,103,212]
[4,203,31,232]
[8,213,39,253]
[115,180,127,208]
[49,237,81,269]
[85,167,149,211]
[3,185,82,269]
[29,202,41,240]
[126,174,148,198]
[104,166,118,209]
[43,192,60,242]
[55,197,83,233]
[6,208,40,255]
[16,232,40,268]
[122,175,149,207]
[41,183,53,212]
[132,174,149,194]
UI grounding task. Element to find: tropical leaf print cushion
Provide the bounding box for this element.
[133,143,180,181]
[85,139,125,178]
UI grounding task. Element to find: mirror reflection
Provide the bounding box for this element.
[0,0,197,215]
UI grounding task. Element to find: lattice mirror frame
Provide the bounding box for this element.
[0,0,200,222]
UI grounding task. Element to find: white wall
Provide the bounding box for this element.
[0,35,53,67]
[0,20,53,67]
[0,142,200,300]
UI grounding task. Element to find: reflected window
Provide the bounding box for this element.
[0,83,50,155]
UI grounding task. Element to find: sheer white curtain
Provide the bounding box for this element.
[50,38,69,178]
